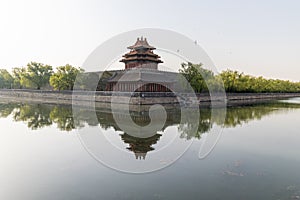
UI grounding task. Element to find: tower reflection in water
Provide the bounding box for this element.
[1,101,297,159]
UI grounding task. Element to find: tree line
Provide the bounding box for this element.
[0,62,83,90]
[179,62,300,93]
[1,61,300,93]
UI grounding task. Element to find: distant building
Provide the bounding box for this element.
[98,37,177,92]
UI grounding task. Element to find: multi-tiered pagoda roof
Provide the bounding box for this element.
[120,37,163,69]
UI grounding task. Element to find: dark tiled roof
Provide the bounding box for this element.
[120,56,163,63]
[124,50,160,57]
[107,68,177,83]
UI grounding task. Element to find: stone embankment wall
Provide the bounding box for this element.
[0,90,179,105]
[0,89,300,106]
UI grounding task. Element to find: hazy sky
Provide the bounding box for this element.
[0,0,299,80]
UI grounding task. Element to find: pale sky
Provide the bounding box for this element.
[0,0,299,80]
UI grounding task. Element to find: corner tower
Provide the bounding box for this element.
[120,37,163,70]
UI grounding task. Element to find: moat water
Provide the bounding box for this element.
[1,98,300,200]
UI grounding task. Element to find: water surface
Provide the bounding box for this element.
[0,99,300,199]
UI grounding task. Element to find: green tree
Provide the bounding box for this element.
[218,70,241,92]
[0,69,14,89]
[179,62,214,93]
[12,67,26,89]
[50,64,83,91]
[22,62,53,89]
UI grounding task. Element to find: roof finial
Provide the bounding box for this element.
[141,36,143,41]
[137,37,140,41]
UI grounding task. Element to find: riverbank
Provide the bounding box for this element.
[0,89,300,107]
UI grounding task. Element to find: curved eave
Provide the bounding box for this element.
[120,58,163,63]
[127,45,156,50]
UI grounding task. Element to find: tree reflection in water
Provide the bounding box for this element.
[13,104,53,129]
[0,101,299,134]
[0,102,300,139]
[0,101,299,158]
